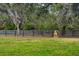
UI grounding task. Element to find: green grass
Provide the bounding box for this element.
[0,37,79,56]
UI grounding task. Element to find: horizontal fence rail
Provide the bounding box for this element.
[60,29,79,37]
[0,30,79,37]
[0,30,54,37]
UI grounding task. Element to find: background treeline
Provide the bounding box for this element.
[0,3,79,32]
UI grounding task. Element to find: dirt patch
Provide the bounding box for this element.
[0,35,79,42]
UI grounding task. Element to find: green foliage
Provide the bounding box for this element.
[52,4,63,12]
[0,3,79,31]
[4,22,15,30]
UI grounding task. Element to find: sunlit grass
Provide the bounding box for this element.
[0,37,79,56]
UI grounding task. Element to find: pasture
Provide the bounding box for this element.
[0,36,79,56]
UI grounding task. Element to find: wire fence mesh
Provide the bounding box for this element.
[0,30,79,37]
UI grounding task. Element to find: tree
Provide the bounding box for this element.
[7,9,21,35]
[0,4,29,35]
[0,3,79,34]
[51,4,75,35]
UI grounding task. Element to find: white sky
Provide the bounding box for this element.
[0,0,79,3]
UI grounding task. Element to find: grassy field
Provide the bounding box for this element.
[0,37,79,56]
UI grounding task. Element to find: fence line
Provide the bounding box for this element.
[0,30,79,37]
[0,30,54,37]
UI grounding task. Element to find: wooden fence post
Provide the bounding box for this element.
[22,30,24,37]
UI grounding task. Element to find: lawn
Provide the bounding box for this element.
[0,37,79,56]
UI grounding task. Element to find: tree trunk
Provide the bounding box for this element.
[62,26,66,36]
[7,9,21,36]
[16,25,20,36]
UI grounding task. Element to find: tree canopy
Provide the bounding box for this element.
[0,3,79,32]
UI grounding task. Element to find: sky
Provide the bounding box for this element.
[0,0,79,3]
